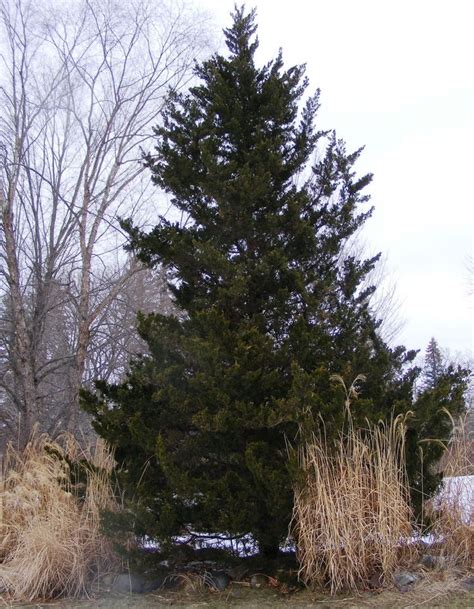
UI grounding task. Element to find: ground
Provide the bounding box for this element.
[2,574,473,609]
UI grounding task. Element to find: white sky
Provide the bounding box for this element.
[199,0,474,358]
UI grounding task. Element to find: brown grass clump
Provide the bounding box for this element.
[0,432,119,601]
[428,412,474,568]
[292,413,415,594]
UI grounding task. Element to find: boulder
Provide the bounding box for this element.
[204,571,231,591]
[250,573,268,588]
[111,572,165,594]
[420,554,446,569]
[393,571,418,592]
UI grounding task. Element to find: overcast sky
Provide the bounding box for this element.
[199,0,473,359]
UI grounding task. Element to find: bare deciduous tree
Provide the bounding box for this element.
[338,231,405,345]
[0,0,210,447]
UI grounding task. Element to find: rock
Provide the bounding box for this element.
[205,570,231,591]
[420,554,436,569]
[250,573,268,588]
[393,571,418,592]
[111,572,165,594]
[420,554,446,569]
[460,576,474,592]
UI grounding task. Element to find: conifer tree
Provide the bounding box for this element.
[422,337,445,390]
[82,7,467,552]
[404,337,468,513]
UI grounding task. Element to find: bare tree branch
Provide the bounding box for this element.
[0,0,211,447]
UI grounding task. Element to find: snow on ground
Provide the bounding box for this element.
[140,476,474,554]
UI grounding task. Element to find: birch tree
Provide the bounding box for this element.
[0,0,209,447]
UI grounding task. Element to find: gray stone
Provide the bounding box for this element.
[420,554,446,569]
[393,571,418,592]
[460,576,474,592]
[205,571,231,591]
[250,573,268,588]
[111,572,165,594]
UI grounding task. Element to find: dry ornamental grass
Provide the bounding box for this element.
[428,411,474,568]
[0,432,119,601]
[292,412,415,594]
[1,408,471,602]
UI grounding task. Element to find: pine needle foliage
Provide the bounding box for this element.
[421,338,445,391]
[82,7,468,554]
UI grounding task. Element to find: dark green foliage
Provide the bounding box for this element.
[82,7,468,551]
[421,337,445,390]
[407,340,469,517]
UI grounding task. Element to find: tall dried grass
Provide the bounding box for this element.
[292,413,414,594]
[428,412,473,567]
[0,432,119,600]
[439,410,474,477]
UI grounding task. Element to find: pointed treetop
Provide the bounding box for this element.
[422,337,445,390]
[224,5,259,58]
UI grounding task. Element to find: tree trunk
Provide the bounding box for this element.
[1,186,38,447]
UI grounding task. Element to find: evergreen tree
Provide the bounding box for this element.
[404,337,468,514]
[82,8,467,552]
[421,337,445,390]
